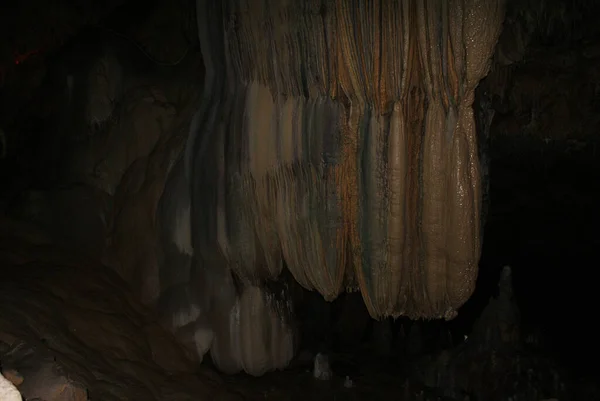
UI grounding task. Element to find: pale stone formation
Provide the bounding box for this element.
[209,285,295,376]
[186,0,506,316]
[0,371,21,401]
[313,353,332,381]
[156,0,506,375]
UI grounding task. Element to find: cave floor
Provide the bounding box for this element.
[222,355,415,401]
[226,368,403,401]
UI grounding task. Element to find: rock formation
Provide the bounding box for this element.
[2,0,600,399]
[153,0,506,375]
[0,371,21,401]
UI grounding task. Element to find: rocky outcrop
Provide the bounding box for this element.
[184,0,505,322]
[148,0,508,375]
[2,0,507,378]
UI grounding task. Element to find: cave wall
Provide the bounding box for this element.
[0,0,202,306]
[0,224,242,400]
[480,0,600,371]
[2,0,600,381]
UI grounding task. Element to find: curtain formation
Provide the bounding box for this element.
[156,0,505,375]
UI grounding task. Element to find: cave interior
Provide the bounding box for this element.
[0,0,599,400]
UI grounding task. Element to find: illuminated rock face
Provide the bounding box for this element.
[0,372,21,401]
[156,0,506,375]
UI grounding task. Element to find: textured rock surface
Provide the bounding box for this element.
[187,0,506,320]
[0,371,21,401]
[0,0,508,378]
[0,0,599,396]
[1,353,88,401]
[0,216,239,401]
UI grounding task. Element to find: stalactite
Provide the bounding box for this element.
[154,0,506,376]
[188,0,504,320]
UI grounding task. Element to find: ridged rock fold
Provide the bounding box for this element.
[155,0,505,377]
[183,0,505,323]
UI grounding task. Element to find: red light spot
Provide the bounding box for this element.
[14,49,41,65]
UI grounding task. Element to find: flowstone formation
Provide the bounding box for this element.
[156,0,506,375]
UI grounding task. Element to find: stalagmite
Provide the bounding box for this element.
[210,284,295,376]
[155,0,506,375]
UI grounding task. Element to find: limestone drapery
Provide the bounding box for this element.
[188,0,505,320]
[157,156,295,376]
[156,0,505,376]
